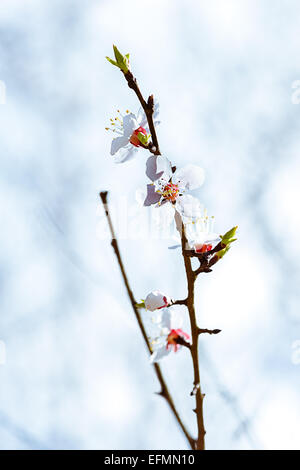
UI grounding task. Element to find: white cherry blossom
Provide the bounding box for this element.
[185,209,220,253]
[106,103,160,163]
[144,155,205,222]
[149,308,190,363]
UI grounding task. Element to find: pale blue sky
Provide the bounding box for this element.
[0,0,299,449]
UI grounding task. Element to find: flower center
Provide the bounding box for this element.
[161,182,179,202]
[129,126,147,147]
[166,329,190,352]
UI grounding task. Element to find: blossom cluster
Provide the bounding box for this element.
[144,291,190,362]
[106,46,237,363]
[106,102,218,244]
[106,105,218,360]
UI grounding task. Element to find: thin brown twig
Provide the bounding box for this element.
[185,241,227,277]
[175,212,206,450]
[123,70,161,155]
[194,266,213,276]
[171,298,188,306]
[99,191,195,450]
[198,328,222,336]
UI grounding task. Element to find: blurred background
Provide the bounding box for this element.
[0,0,299,450]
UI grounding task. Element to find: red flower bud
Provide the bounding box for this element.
[129,126,147,147]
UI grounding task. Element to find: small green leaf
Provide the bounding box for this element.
[106,56,118,67]
[112,45,129,73]
[217,245,230,259]
[124,54,130,69]
[221,226,238,249]
[137,132,150,146]
[113,45,124,64]
[221,226,238,243]
[106,46,130,72]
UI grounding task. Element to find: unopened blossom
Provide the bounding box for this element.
[106,103,160,163]
[149,308,190,363]
[144,155,205,222]
[145,291,171,312]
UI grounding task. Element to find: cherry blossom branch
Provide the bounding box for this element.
[105,46,238,451]
[119,65,208,451]
[123,70,161,155]
[184,241,229,277]
[175,212,206,450]
[99,191,195,450]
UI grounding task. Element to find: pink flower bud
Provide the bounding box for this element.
[145,291,171,312]
[130,126,147,147]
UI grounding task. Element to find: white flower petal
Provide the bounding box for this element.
[160,308,172,330]
[185,220,209,242]
[137,99,160,130]
[174,164,205,190]
[176,195,203,219]
[136,100,160,134]
[169,309,183,330]
[190,233,221,250]
[113,145,138,163]
[200,232,220,243]
[146,155,172,182]
[136,107,147,128]
[153,100,160,120]
[156,155,172,177]
[144,184,161,206]
[160,307,182,330]
[145,291,170,312]
[122,113,138,136]
[110,135,130,155]
[145,156,159,181]
[150,346,171,363]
